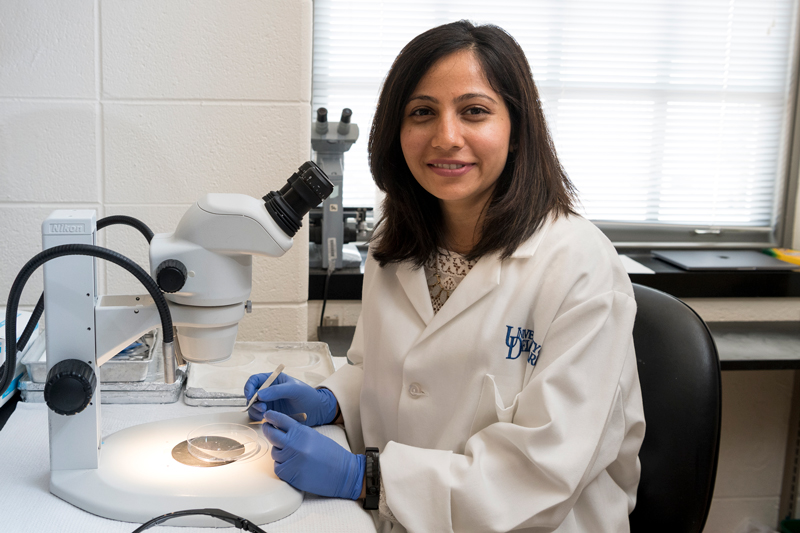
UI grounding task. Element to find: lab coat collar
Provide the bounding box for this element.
[395,252,501,345]
[396,263,436,326]
[394,215,554,345]
[427,253,501,332]
[509,214,554,258]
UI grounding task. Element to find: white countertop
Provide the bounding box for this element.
[0,400,376,533]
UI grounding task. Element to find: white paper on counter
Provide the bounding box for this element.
[619,254,655,274]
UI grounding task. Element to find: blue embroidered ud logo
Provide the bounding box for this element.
[505,326,541,367]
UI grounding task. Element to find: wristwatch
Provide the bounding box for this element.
[363,447,380,510]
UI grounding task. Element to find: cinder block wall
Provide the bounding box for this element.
[0,0,314,342]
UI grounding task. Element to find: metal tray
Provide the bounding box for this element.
[184,342,335,407]
[19,339,184,404]
[22,330,158,383]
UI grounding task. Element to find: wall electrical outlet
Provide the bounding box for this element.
[322,315,339,327]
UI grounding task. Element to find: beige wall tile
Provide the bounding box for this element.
[715,370,793,498]
[0,0,94,98]
[101,0,311,100]
[237,303,308,342]
[103,103,311,204]
[704,497,781,533]
[0,102,98,202]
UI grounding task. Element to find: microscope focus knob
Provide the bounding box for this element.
[44,359,97,416]
[156,259,187,293]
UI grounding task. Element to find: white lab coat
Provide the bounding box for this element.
[321,214,645,533]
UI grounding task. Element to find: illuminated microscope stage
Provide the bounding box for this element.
[50,411,302,527]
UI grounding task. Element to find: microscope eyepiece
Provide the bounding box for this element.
[315,108,329,134]
[263,161,334,237]
[337,108,353,135]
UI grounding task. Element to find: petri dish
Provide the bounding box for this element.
[187,423,262,464]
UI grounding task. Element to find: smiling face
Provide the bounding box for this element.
[400,49,512,217]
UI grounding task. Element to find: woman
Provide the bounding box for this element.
[245,20,645,533]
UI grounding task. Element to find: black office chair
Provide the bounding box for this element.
[628,284,722,533]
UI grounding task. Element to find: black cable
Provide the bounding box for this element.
[6,216,154,369]
[319,269,333,329]
[1,244,173,398]
[131,508,268,532]
[16,293,43,352]
[0,293,46,394]
[96,215,155,243]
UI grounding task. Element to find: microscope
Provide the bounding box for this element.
[2,161,333,526]
[311,107,359,271]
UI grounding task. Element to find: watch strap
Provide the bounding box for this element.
[363,447,380,510]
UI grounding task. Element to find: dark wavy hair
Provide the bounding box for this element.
[368,20,577,267]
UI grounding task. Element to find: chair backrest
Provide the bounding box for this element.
[628,284,722,533]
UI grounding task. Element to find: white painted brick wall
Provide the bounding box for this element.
[0,102,98,202]
[103,103,309,203]
[0,0,314,343]
[0,0,95,98]
[101,0,309,101]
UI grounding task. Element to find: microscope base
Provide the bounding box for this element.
[50,411,302,527]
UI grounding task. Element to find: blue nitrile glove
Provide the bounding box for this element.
[244,372,338,427]
[262,410,365,499]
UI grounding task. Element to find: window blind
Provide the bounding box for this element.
[312,0,799,245]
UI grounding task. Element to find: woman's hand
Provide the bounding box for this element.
[244,372,338,427]
[262,410,365,500]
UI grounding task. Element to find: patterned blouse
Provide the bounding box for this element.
[424,250,478,314]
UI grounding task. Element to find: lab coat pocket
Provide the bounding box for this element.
[468,374,521,436]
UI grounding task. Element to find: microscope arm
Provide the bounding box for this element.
[95,296,162,366]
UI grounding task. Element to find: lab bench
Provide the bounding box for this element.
[0,336,374,532]
[710,322,800,371]
[0,400,377,533]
